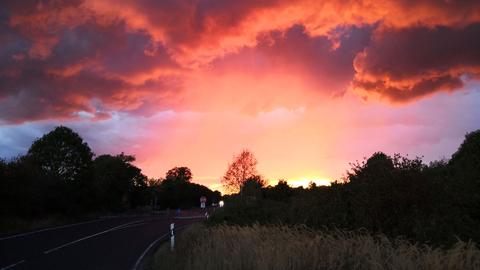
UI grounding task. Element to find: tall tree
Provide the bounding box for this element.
[158,167,220,209]
[165,167,192,182]
[449,130,480,222]
[222,150,258,193]
[450,130,480,171]
[27,126,94,182]
[93,154,148,211]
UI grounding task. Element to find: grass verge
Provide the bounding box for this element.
[152,224,480,270]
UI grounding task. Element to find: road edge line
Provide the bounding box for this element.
[0,259,26,270]
[131,224,190,270]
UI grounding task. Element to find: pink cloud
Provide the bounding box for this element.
[1,0,480,125]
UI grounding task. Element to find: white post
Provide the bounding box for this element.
[170,223,175,251]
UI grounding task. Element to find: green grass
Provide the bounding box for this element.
[152,224,480,270]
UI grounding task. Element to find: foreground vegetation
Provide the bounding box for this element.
[211,130,480,246]
[152,130,480,269]
[153,224,480,270]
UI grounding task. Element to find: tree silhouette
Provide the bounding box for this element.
[27,126,93,182]
[265,180,293,201]
[1,126,158,219]
[157,166,221,208]
[222,150,258,193]
[242,175,266,202]
[449,130,480,223]
[165,166,193,182]
[450,130,480,171]
[347,152,395,184]
[92,154,148,211]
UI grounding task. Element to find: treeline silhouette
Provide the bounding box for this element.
[211,130,480,245]
[0,126,219,220]
[154,167,221,209]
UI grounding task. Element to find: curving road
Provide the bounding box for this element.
[0,212,204,270]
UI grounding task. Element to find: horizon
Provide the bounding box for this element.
[0,125,477,193]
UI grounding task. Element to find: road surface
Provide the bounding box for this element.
[0,212,204,270]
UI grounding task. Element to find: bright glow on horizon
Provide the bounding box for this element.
[284,178,332,188]
[205,177,332,194]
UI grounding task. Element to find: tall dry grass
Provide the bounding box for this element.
[152,224,480,270]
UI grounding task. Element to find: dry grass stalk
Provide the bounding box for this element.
[153,224,480,270]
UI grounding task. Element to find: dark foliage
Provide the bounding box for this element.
[1,127,142,217]
[165,167,193,182]
[153,169,221,209]
[0,126,219,221]
[27,126,94,182]
[211,130,480,246]
[263,180,294,201]
[92,154,149,212]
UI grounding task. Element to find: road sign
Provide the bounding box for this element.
[200,196,207,208]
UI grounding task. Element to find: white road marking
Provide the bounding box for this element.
[118,222,147,229]
[131,232,170,270]
[131,224,189,270]
[0,259,26,270]
[0,219,102,241]
[43,220,144,254]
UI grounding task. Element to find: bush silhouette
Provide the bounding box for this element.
[212,130,480,245]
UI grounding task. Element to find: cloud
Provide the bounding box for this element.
[179,24,373,114]
[353,24,480,102]
[2,89,479,185]
[84,0,480,65]
[1,0,480,123]
[0,9,182,123]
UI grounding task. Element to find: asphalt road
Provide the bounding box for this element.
[0,213,204,270]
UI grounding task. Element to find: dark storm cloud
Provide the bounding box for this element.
[354,24,480,102]
[0,7,181,124]
[1,0,480,123]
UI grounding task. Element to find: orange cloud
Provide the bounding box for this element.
[2,0,480,124]
[83,0,480,65]
[353,24,480,102]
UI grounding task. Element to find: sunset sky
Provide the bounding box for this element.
[1,0,480,191]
